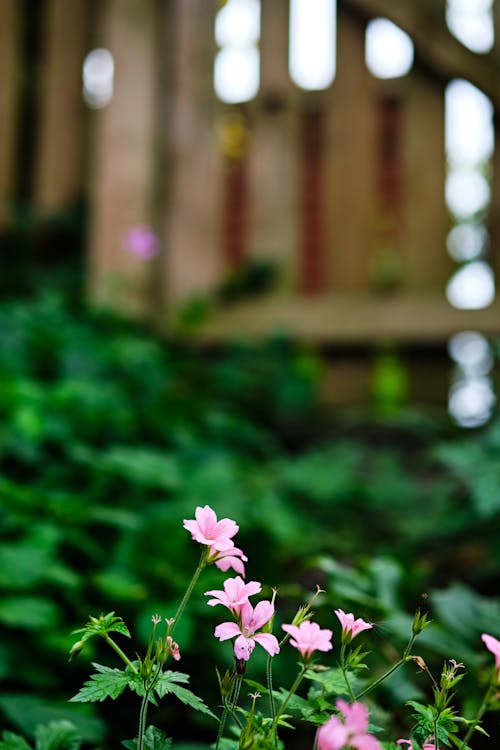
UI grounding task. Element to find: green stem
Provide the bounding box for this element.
[102,633,138,673]
[273,665,307,731]
[266,654,276,726]
[215,674,243,750]
[355,657,407,700]
[459,679,496,749]
[137,688,151,750]
[170,549,207,636]
[339,643,356,702]
[355,634,416,701]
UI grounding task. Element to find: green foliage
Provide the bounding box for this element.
[122,725,172,750]
[0,722,82,750]
[1,294,500,745]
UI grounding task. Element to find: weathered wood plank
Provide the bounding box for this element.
[33,0,87,211]
[0,0,21,226]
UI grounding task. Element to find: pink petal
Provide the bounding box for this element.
[337,700,369,734]
[234,635,255,660]
[282,624,301,640]
[248,600,274,631]
[214,518,239,539]
[214,622,241,641]
[196,505,217,533]
[215,555,246,576]
[253,633,280,657]
[351,735,383,750]
[317,717,349,750]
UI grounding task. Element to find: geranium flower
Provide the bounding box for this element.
[121,224,159,259]
[209,544,248,577]
[317,700,382,750]
[214,600,279,661]
[398,741,435,750]
[335,609,373,642]
[282,620,333,660]
[482,632,500,674]
[205,576,261,615]
[183,505,238,552]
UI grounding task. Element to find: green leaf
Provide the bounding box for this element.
[154,673,215,718]
[34,722,81,750]
[304,668,351,695]
[0,597,59,630]
[0,732,32,750]
[122,726,172,750]
[69,664,130,703]
[69,612,130,656]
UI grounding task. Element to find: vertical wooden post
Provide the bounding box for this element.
[325,9,375,292]
[161,0,220,312]
[87,0,157,317]
[403,76,450,291]
[33,0,87,212]
[247,0,299,291]
[0,0,21,227]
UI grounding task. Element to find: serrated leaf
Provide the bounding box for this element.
[35,721,81,750]
[121,726,172,750]
[304,668,349,695]
[154,674,215,718]
[0,732,32,750]
[70,664,130,703]
[70,613,130,657]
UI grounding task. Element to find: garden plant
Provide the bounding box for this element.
[1,295,500,749]
[11,504,496,750]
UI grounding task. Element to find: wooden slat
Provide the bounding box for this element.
[339,0,500,113]
[161,0,221,308]
[33,0,87,211]
[87,0,157,317]
[194,293,500,345]
[0,0,21,226]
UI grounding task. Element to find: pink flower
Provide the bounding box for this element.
[122,224,159,259]
[209,544,248,577]
[166,635,181,661]
[317,700,382,750]
[397,738,435,750]
[482,633,500,674]
[183,505,238,552]
[214,600,280,661]
[205,576,261,615]
[282,620,333,660]
[335,609,373,642]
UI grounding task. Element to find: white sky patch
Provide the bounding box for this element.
[365,18,414,79]
[289,0,337,90]
[446,0,494,53]
[83,48,114,109]
[214,0,261,104]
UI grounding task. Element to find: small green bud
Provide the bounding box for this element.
[412,608,432,636]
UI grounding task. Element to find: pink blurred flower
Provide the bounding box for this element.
[335,609,373,642]
[397,738,435,750]
[282,620,333,660]
[482,633,500,674]
[209,544,248,577]
[317,700,382,750]
[166,635,181,661]
[205,576,261,615]
[214,600,279,661]
[122,224,159,259]
[183,505,238,552]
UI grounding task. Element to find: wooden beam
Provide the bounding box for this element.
[339,0,500,114]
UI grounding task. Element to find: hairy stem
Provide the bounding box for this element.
[355,634,416,701]
[273,665,307,732]
[170,549,207,636]
[102,633,138,673]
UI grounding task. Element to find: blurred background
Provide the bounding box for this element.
[1,0,500,747]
